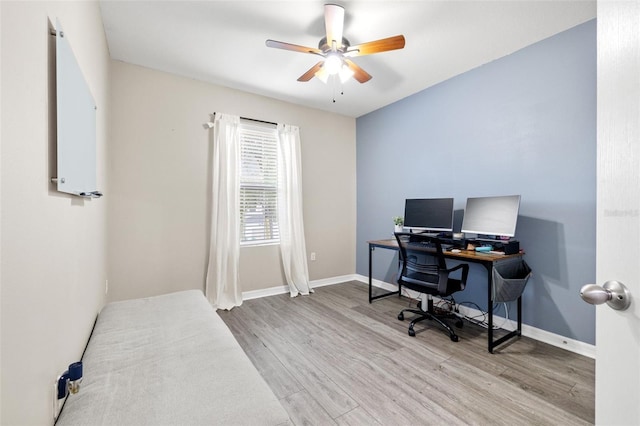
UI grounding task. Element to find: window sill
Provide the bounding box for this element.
[241,240,280,248]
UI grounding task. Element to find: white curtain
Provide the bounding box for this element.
[205,113,242,310]
[277,124,313,296]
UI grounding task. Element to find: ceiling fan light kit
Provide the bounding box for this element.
[323,53,342,75]
[338,65,355,83]
[265,3,405,89]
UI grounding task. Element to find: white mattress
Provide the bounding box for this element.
[57,290,289,425]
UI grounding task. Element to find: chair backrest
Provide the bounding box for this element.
[394,232,467,296]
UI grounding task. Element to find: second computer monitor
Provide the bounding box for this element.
[461,195,521,238]
[403,198,454,233]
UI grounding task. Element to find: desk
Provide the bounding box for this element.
[368,238,524,353]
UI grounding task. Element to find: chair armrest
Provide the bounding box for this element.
[445,263,469,284]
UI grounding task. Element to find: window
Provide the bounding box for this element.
[239,122,279,245]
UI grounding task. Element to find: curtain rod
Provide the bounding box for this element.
[213,112,277,126]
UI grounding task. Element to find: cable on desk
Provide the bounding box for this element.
[457,301,488,328]
[456,301,514,330]
[490,302,511,330]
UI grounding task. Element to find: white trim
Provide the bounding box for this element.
[242,274,595,359]
[352,274,595,359]
[242,284,289,301]
[310,274,361,288]
[520,323,595,358]
[241,274,359,301]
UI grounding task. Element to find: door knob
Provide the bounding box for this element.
[580,280,631,311]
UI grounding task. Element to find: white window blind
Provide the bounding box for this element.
[239,123,279,245]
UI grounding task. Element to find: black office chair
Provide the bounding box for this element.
[394,232,469,342]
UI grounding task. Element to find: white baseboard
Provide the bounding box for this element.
[352,274,595,359]
[242,284,290,300]
[242,274,595,359]
[241,274,359,301]
[310,274,361,288]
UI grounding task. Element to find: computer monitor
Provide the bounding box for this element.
[403,198,454,233]
[461,195,521,238]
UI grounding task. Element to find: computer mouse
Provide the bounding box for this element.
[451,249,461,253]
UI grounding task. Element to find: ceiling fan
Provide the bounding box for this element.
[265,3,405,84]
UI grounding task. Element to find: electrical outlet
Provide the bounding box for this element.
[310,252,316,261]
[105,279,109,295]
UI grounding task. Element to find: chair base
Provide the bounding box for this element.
[398,308,463,342]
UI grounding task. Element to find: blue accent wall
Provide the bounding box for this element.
[356,20,596,344]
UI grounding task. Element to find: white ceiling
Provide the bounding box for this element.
[99,1,596,118]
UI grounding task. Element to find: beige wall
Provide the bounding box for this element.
[0,4,356,422]
[0,1,110,424]
[108,61,356,302]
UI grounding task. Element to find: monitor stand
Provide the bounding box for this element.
[473,236,516,242]
[410,230,440,237]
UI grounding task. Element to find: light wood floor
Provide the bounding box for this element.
[218,281,594,425]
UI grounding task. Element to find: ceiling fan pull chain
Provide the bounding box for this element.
[332,75,338,103]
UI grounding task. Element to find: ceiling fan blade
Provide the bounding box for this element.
[344,59,372,83]
[324,4,345,50]
[297,61,325,82]
[344,35,406,57]
[265,39,323,55]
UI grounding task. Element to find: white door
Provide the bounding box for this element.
[596,1,640,424]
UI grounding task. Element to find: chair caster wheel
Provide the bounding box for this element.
[398,313,404,321]
[408,328,416,337]
[455,320,463,328]
[450,335,459,342]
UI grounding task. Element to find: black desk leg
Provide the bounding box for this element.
[368,243,401,303]
[369,245,373,303]
[517,295,522,334]
[487,265,494,353]
[487,260,523,353]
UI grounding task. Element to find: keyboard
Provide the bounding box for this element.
[407,241,435,248]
